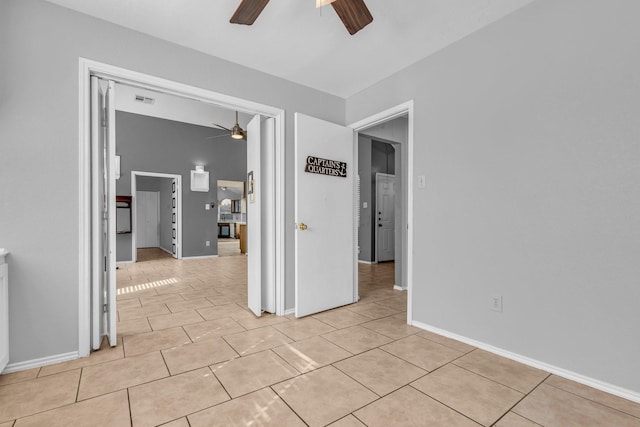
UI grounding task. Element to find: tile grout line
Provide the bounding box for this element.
[75,365,83,403]
[376,344,442,374]
[542,380,640,421]
[266,385,310,427]
[450,356,541,395]
[206,365,232,403]
[501,373,553,425]
[126,388,133,426]
[407,383,487,427]
[331,358,429,402]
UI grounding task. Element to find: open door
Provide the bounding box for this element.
[295,113,356,317]
[376,173,396,262]
[171,178,178,258]
[91,76,117,349]
[246,115,262,317]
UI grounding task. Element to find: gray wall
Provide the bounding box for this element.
[357,137,372,261]
[347,0,640,393]
[3,0,639,396]
[0,0,343,364]
[115,112,246,260]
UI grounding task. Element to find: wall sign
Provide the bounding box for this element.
[305,156,347,178]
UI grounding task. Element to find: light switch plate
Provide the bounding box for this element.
[363,202,368,209]
[418,175,426,188]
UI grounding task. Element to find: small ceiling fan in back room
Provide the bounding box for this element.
[208,111,246,141]
[230,0,374,35]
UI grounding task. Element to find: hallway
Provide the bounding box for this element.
[0,255,639,426]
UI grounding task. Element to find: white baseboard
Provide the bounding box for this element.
[358,260,377,264]
[181,255,219,260]
[116,260,134,265]
[2,351,79,374]
[411,320,640,404]
[393,285,405,291]
[283,308,295,316]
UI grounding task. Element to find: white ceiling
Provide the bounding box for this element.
[45,0,535,98]
[115,83,253,130]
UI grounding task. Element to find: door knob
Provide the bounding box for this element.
[298,223,308,231]
[378,224,382,227]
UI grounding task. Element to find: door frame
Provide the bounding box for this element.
[78,58,286,356]
[375,172,396,264]
[348,100,414,323]
[131,171,182,262]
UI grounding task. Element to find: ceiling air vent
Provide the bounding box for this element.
[134,94,155,104]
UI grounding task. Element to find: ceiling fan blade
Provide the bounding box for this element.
[206,133,231,140]
[230,0,270,25]
[331,0,373,35]
[212,123,232,132]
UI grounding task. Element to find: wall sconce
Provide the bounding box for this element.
[190,165,209,192]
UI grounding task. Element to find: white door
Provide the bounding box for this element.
[246,115,262,317]
[295,113,356,317]
[136,191,159,248]
[260,117,276,313]
[90,76,117,349]
[376,173,396,262]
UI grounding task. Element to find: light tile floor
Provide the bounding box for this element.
[1,249,639,426]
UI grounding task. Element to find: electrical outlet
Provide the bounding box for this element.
[205,241,210,247]
[418,175,426,188]
[205,203,210,210]
[491,295,503,313]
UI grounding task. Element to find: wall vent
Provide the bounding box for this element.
[134,95,155,104]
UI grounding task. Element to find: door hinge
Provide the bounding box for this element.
[104,256,107,272]
[103,303,108,313]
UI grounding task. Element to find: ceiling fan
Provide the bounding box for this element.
[230,0,373,36]
[208,111,246,141]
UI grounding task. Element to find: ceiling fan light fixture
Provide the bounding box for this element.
[231,111,246,140]
[316,0,337,8]
[231,124,245,140]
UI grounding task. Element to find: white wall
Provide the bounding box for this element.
[0,0,343,365]
[346,0,640,394]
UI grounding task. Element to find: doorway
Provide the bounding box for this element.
[350,102,414,322]
[79,59,286,356]
[217,180,245,257]
[130,172,182,263]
